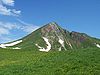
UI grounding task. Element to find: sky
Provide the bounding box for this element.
[0,0,100,43]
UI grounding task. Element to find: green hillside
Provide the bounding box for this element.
[0,22,100,51]
[0,48,100,75]
[0,22,100,75]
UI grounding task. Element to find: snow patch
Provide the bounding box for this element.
[58,38,66,50]
[12,47,21,49]
[0,40,22,48]
[96,43,100,48]
[35,37,51,52]
[69,43,73,49]
[59,39,64,47]
[59,47,61,51]
[35,44,43,49]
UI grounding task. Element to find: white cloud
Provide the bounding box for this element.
[17,19,39,33]
[0,27,10,35]
[0,5,11,15]
[2,0,14,6]
[0,0,21,16]
[0,21,18,35]
[0,22,20,29]
[0,21,39,34]
[21,25,39,33]
[0,21,40,43]
[0,36,12,43]
[12,9,21,16]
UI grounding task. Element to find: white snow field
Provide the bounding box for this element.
[35,37,51,52]
[96,44,100,48]
[12,47,21,49]
[58,38,67,50]
[0,40,22,48]
[59,39,64,47]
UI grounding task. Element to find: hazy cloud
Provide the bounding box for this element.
[17,19,39,33]
[21,25,39,33]
[0,0,21,16]
[0,21,17,35]
[0,35,12,43]
[0,27,10,35]
[0,21,39,35]
[0,21,40,43]
[2,0,14,6]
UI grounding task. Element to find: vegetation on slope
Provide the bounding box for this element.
[0,48,100,75]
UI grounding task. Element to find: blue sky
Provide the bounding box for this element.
[0,0,100,43]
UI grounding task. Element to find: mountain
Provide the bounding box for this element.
[0,22,100,52]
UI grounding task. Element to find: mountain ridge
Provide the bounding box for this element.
[0,22,100,51]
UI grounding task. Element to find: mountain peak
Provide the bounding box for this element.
[41,22,61,34]
[48,22,57,25]
[44,22,59,28]
[0,22,100,52]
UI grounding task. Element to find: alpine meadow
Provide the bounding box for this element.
[0,0,100,75]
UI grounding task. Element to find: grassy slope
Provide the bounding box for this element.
[0,48,100,75]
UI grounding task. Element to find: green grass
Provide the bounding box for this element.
[0,48,100,75]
